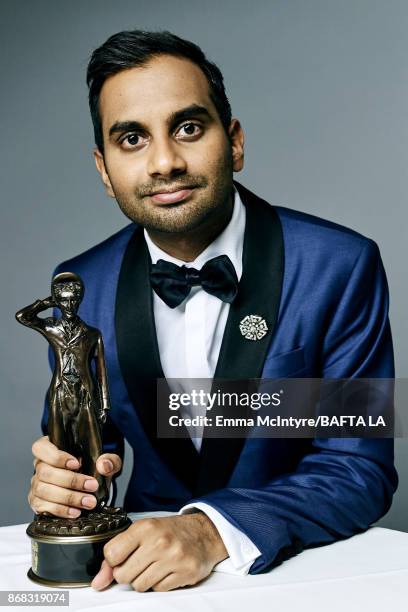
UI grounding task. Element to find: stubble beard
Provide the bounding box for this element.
[108,149,234,235]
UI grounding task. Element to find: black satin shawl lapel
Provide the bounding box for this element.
[194,183,285,496]
[115,226,200,493]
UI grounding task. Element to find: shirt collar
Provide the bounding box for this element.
[144,186,245,281]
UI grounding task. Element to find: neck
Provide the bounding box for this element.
[146,192,234,262]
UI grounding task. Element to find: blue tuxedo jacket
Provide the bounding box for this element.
[41,182,397,573]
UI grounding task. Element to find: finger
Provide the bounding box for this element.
[35,462,99,493]
[103,522,146,566]
[32,480,97,511]
[34,455,83,470]
[30,497,81,519]
[96,453,122,477]
[32,436,80,470]
[152,572,190,592]
[91,560,114,591]
[131,562,170,593]
[111,547,154,584]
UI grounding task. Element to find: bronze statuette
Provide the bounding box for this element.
[16,272,131,587]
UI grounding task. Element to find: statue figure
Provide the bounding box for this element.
[16,272,110,509]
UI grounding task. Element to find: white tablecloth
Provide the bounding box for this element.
[0,512,407,612]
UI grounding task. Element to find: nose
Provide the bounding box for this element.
[146,136,187,177]
[66,297,76,310]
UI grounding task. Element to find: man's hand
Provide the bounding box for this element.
[29,436,122,518]
[91,513,228,592]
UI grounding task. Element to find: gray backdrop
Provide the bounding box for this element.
[1,0,407,530]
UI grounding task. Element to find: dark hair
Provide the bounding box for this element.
[86,30,232,154]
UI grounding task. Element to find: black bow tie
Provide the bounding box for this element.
[150,254,239,308]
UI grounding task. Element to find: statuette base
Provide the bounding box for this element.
[26,510,132,587]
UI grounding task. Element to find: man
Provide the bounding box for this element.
[28,30,397,592]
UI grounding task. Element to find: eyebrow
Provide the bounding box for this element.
[108,104,212,139]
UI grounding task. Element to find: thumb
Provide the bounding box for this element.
[91,559,114,591]
[96,453,122,477]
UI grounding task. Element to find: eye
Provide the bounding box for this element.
[119,132,148,150]
[176,122,202,139]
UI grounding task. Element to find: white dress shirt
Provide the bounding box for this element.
[144,188,261,575]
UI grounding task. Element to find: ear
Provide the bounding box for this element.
[228,119,244,172]
[93,148,115,198]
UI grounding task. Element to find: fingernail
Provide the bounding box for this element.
[84,479,98,491]
[82,496,96,508]
[66,459,79,469]
[103,460,113,473]
[68,508,81,518]
[91,563,113,591]
[91,572,109,591]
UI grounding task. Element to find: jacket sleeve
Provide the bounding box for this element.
[187,239,398,574]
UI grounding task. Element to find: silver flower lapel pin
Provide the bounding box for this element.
[239,315,269,341]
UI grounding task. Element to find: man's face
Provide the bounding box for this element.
[94,55,244,234]
[53,282,83,319]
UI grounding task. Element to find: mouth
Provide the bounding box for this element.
[147,187,196,205]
